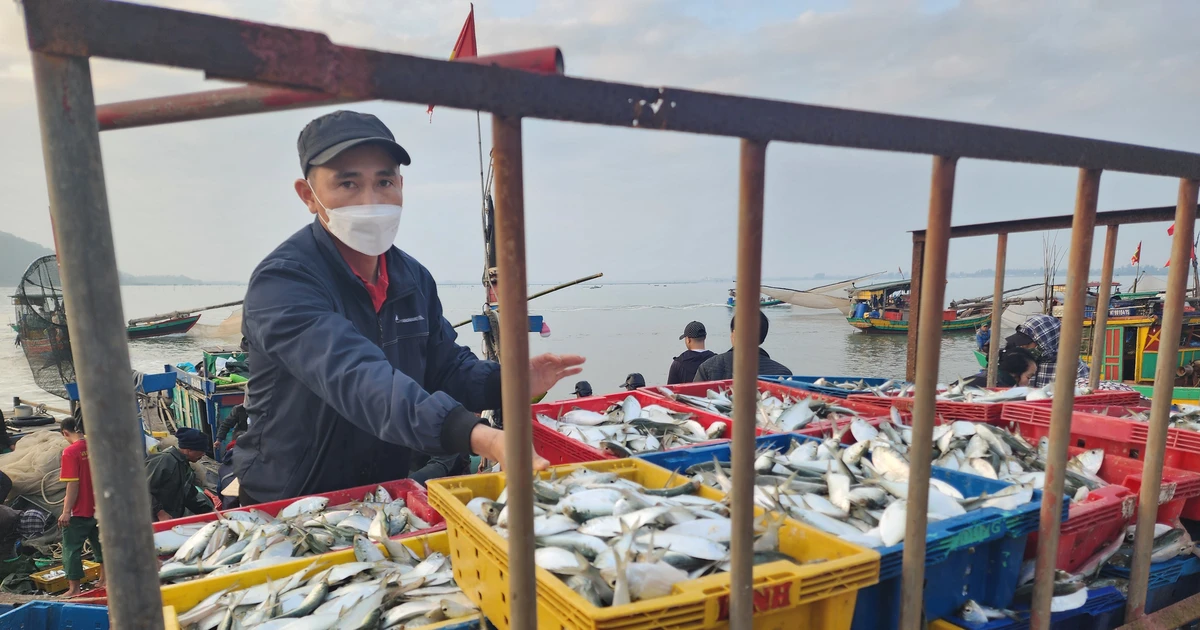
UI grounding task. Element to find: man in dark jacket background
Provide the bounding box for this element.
[668,321,715,384]
[235,110,584,505]
[694,311,792,381]
[147,428,214,521]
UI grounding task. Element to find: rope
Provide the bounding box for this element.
[41,468,64,505]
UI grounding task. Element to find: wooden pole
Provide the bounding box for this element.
[1090,225,1119,388]
[1125,179,1199,620]
[1030,169,1101,630]
[899,156,956,630]
[729,139,767,628]
[491,114,537,630]
[906,236,925,382]
[987,233,1007,386]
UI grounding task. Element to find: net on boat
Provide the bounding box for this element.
[13,255,75,399]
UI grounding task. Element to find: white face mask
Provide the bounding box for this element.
[308,182,402,256]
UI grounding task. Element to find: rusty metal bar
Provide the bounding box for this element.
[1126,178,1200,620]
[95,47,564,131]
[21,0,1200,176]
[1030,168,1101,630]
[1120,589,1200,629]
[29,52,164,630]
[1089,225,1120,389]
[912,205,1188,242]
[491,114,537,630]
[729,139,767,627]
[905,237,925,382]
[899,156,956,630]
[987,233,1008,386]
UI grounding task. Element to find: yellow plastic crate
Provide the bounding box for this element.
[427,458,881,630]
[928,621,962,630]
[159,530,483,629]
[31,560,101,594]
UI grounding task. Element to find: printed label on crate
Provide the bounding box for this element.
[941,521,1005,550]
[716,582,792,619]
[1122,496,1137,519]
[1161,483,1177,504]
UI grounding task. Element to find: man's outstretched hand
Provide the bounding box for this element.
[530,353,586,396]
[470,424,549,473]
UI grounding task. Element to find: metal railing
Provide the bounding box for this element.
[18,0,1200,628]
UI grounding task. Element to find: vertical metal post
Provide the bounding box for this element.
[1089,225,1119,388]
[987,233,1008,386]
[729,139,767,628]
[906,237,925,382]
[29,52,164,630]
[1031,168,1101,630]
[1126,179,1199,620]
[899,156,956,630]
[492,114,537,630]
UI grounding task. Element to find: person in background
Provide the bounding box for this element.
[621,374,646,391]
[573,381,593,398]
[146,428,214,521]
[58,411,102,597]
[668,321,716,385]
[1016,314,1089,387]
[976,322,991,352]
[214,405,249,451]
[962,347,1037,388]
[694,311,792,382]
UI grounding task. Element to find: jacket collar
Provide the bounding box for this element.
[309,219,418,302]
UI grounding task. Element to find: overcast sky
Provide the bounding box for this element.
[2,0,1198,284]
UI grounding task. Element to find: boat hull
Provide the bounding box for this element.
[126,315,201,339]
[727,297,786,308]
[847,313,991,334]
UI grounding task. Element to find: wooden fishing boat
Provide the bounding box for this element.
[10,313,200,339]
[844,279,990,333]
[725,289,786,308]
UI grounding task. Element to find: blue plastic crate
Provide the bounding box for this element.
[1103,554,1200,615]
[638,433,1069,629]
[933,586,1125,630]
[760,375,893,399]
[0,602,109,629]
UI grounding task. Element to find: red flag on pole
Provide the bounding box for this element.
[1131,241,1141,266]
[1169,223,1176,236]
[1165,246,1197,267]
[428,5,477,121]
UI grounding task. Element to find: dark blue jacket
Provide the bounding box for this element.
[234,221,500,502]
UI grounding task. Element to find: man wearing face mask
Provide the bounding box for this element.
[234,111,585,505]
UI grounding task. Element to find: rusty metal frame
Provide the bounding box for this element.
[20,0,1200,628]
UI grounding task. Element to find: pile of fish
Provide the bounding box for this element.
[174,536,477,629]
[156,486,432,584]
[811,378,910,397]
[537,396,725,457]
[655,387,874,433]
[466,467,801,607]
[953,523,1198,623]
[681,418,1037,550]
[1120,405,1200,431]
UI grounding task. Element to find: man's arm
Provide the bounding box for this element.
[245,262,481,456]
[59,481,77,527]
[667,360,682,385]
[144,455,173,519]
[183,486,214,515]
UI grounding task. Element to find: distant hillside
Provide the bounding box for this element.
[0,231,207,286]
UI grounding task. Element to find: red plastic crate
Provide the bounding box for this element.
[1018,390,1145,407]
[1000,405,1200,521]
[531,390,735,465]
[1025,483,1135,573]
[648,379,904,432]
[847,393,1002,424]
[152,478,442,541]
[797,416,889,443]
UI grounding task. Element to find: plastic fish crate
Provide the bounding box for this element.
[31,560,102,594]
[759,375,892,399]
[530,390,735,466]
[796,416,888,444]
[847,393,1004,424]
[0,602,110,629]
[1000,405,1200,520]
[1026,484,1134,574]
[152,477,441,537]
[427,458,881,630]
[646,379,905,428]
[926,585,1126,630]
[637,434,1067,629]
[160,529,482,630]
[1103,554,1200,616]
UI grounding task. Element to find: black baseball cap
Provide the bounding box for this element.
[297,110,412,175]
[1006,331,1035,348]
[573,381,593,397]
[680,321,707,340]
[621,373,646,390]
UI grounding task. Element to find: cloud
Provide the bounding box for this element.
[0,0,1196,284]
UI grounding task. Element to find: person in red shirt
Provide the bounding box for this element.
[58,411,103,597]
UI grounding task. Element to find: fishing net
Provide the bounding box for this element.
[13,255,74,399]
[0,431,68,511]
